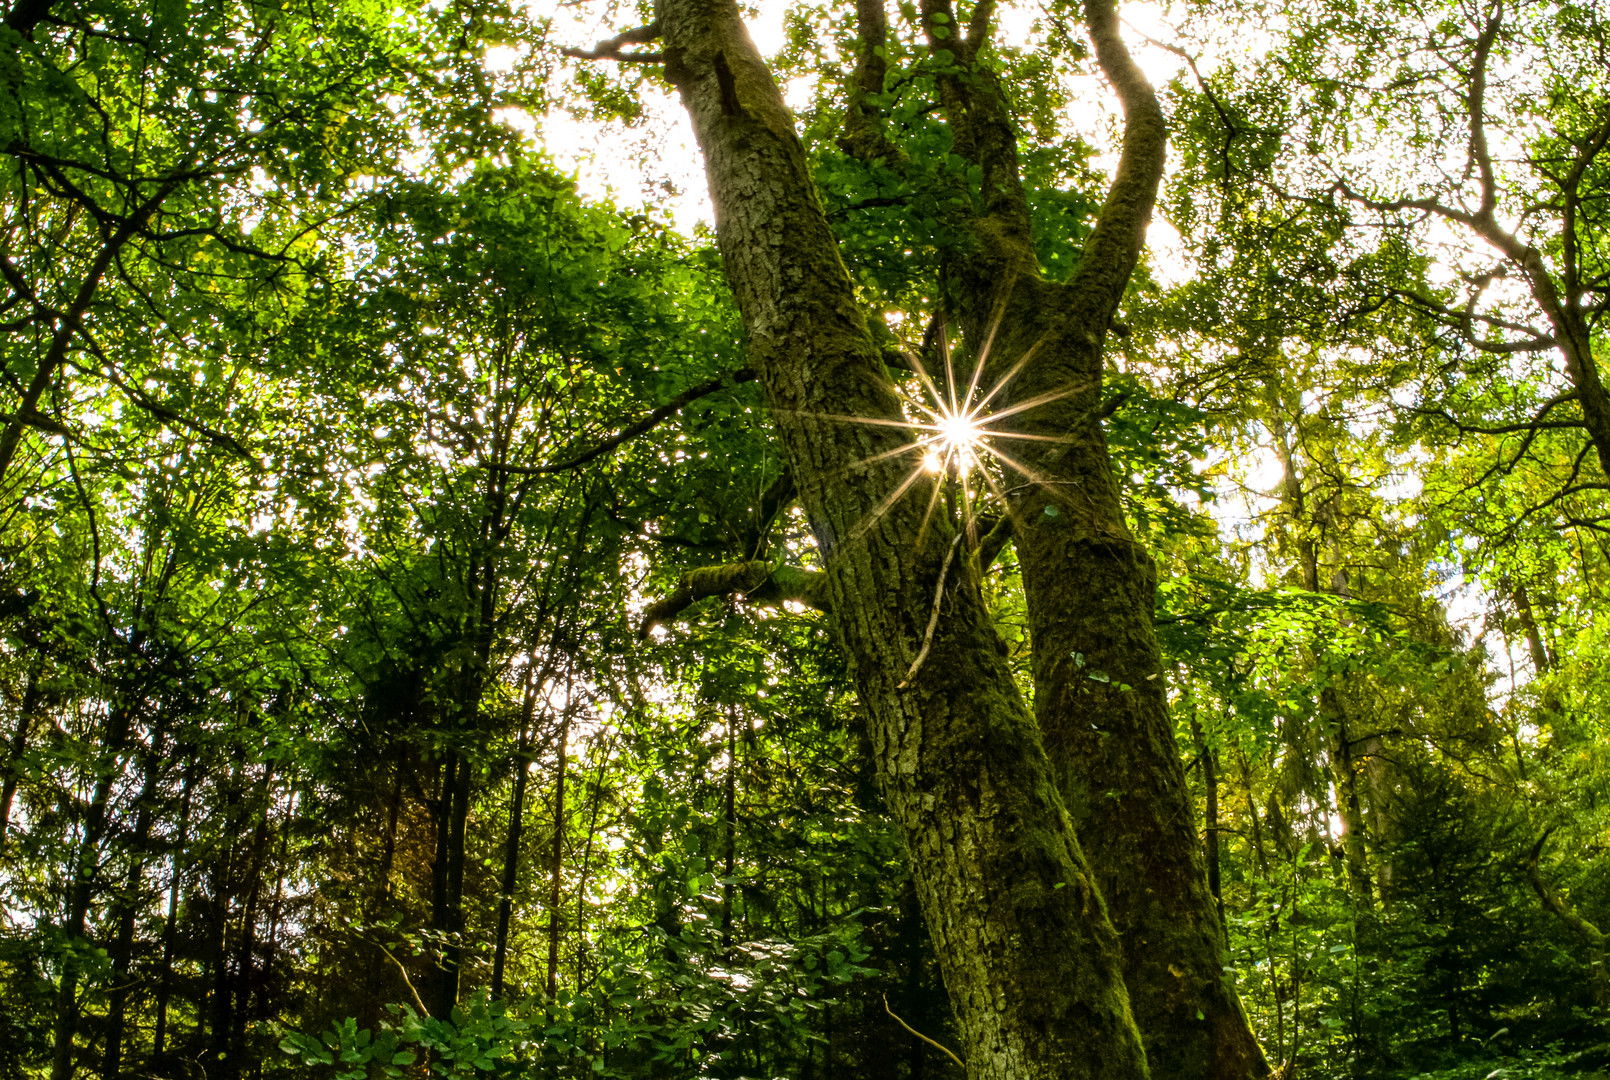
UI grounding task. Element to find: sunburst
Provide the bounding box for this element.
[808,316,1094,554]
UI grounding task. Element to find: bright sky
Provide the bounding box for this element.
[513,1,1508,674]
[521,1,1191,237]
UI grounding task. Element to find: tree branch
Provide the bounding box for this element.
[1068,0,1167,320]
[493,368,755,476]
[637,559,829,638]
[561,21,664,63]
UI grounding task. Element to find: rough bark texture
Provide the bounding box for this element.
[656,2,1147,1076]
[915,0,1270,1072]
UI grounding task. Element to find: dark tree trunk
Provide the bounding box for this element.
[52,703,136,1080]
[0,666,41,847]
[428,752,472,1019]
[720,707,737,956]
[492,679,536,998]
[1191,713,1226,939]
[152,759,195,1065]
[102,729,169,1080]
[545,704,570,1000]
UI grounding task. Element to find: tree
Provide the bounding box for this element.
[581,0,1266,1075]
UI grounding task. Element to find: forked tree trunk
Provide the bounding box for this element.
[658,3,1147,1075]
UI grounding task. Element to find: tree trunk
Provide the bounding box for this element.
[102,737,167,1080]
[428,755,453,1016]
[657,3,1148,1075]
[545,702,570,1000]
[152,759,195,1065]
[0,666,41,847]
[52,702,136,1080]
[1191,712,1226,939]
[493,679,537,999]
[936,26,1267,1080]
[428,751,472,1019]
[720,707,737,956]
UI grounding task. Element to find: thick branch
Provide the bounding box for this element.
[0,171,189,485]
[3,0,53,35]
[1467,5,1502,221]
[1068,0,1167,321]
[637,560,828,638]
[838,0,906,164]
[1524,830,1609,1006]
[561,21,664,63]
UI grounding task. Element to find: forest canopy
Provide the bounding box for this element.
[0,0,1607,1078]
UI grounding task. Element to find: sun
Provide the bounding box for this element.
[921,407,985,474]
[804,308,1089,551]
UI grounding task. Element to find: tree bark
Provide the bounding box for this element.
[52,701,136,1080]
[914,0,1268,1068]
[545,700,570,1000]
[152,759,195,1065]
[493,678,537,999]
[102,726,170,1080]
[0,666,41,847]
[721,707,737,956]
[656,3,1148,1075]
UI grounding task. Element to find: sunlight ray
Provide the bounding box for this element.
[964,277,1016,416]
[914,465,949,552]
[844,461,933,547]
[971,337,1046,414]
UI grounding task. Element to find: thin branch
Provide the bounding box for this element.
[637,560,828,638]
[899,531,965,688]
[372,940,430,1017]
[883,994,965,1069]
[493,368,754,475]
[561,20,664,62]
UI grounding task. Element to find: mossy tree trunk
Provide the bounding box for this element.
[657,2,1147,1076]
[642,0,1271,1075]
[899,1,1269,1075]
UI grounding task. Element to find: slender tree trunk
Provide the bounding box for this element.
[429,752,472,1018]
[493,679,537,998]
[720,708,737,956]
[0,666,41,846]
[378,762,402,903]
[256,790,296,1080]
[102,751,164,1080]
[428,755,453,1017]
[224,771,275,1080]
[1271,412,1375,904]
[1325,694,1375,901]
[442,753,473,1013]
[152,760,195,1064]
[571,745,611,992]
[52,702,136,1080]
[1191,712,1226,940]
[545,703,570,1000]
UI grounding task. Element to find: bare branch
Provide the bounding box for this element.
[561,21,664,63]
[493,368,755,476]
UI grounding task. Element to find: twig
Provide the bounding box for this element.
[883,994,965,1069]
[373,940,430,1017]
[899,532,965,688]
